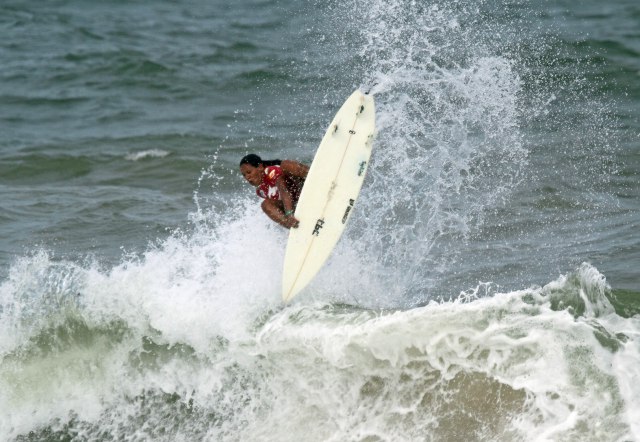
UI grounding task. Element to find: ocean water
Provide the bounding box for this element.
[1,0,639,440]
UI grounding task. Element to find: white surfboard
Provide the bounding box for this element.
[282,90,375,302]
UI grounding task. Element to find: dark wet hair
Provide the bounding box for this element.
[239,154,281,168]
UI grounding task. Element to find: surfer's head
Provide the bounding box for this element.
[240,154,265,186]
[240,154,262,168]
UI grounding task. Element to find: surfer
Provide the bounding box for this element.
[239,153,309,229]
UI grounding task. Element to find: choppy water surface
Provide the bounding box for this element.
[1,0,638,440]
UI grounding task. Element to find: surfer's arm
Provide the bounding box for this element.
[280,160,309,178]
[275,176,299,228]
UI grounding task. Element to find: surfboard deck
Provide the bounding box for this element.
[282,90,376,302]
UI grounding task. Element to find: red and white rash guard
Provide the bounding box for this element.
[256,165,283,200]
[256,165,304,203]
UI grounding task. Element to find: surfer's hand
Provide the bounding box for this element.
[283,216,299,229]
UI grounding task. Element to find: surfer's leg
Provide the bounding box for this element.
[262,199,299,229]
[261,199,286,225]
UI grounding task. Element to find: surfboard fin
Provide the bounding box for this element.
[364,83,378,95]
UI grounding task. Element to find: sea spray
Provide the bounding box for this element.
[313,0,529,302]
[0,214,286,439]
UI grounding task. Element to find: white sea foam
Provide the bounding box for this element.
[1,215,637,441]
[250,264,638,441]
[124,149,171,161]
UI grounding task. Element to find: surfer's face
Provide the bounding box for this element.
[240,163,264,186]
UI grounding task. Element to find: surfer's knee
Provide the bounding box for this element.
[261,199,273,213]
[261,199,282,216]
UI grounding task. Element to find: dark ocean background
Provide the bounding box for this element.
[1,0,639,440]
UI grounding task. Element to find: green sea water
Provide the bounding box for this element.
[1,0,639,440]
